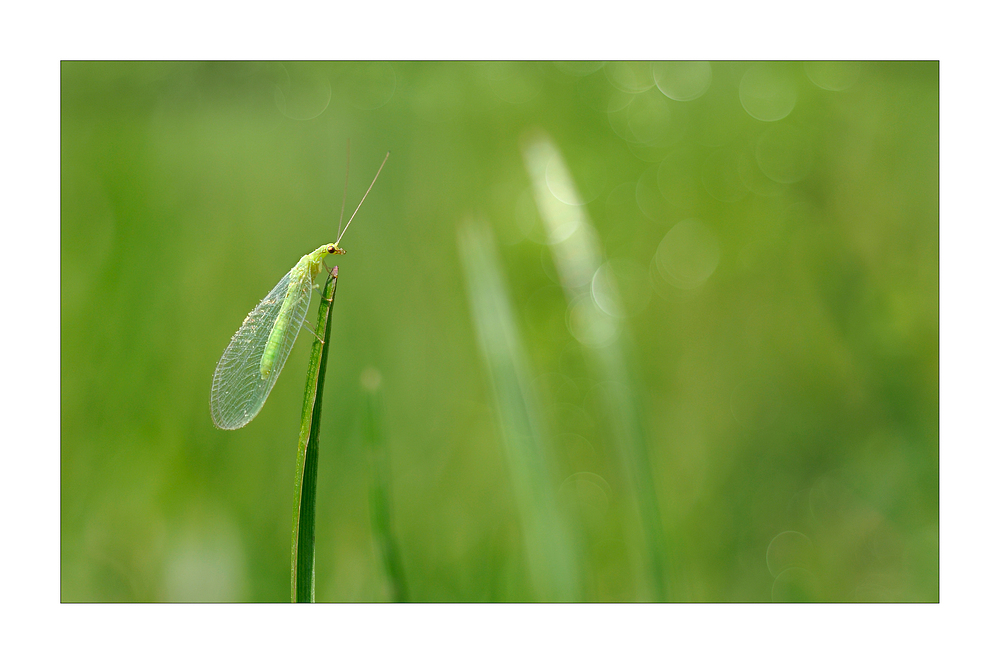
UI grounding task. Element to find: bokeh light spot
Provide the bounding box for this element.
[558,472,612,525]
[592,258,652,317]
[546,151,607,205]
[578,70,634,113]
[756,124,813,183]
[532,372,582,403]
[771,567,820,601]
[566,294,620,348]
[607,104,634,144]
[804,61,861,91]
[653,61,712,101]
[591,262,623,318]
[766,531,814,577]
[626,91,675,146]
[359,366,382,391]
[737,147,784,197]
[655,219,720,289]
[341,62,396,110]
[164,517,246,601]
[739,64,797,122]
[808,475,854,527]
[555,396,598,438]
[556,431,600,472]
[274,68,332,120]
[605,61,655,93]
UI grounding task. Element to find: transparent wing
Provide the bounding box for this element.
[211,267,313,429]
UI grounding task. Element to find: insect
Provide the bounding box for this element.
[211,150,389,429]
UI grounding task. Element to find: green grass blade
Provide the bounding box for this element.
[523,132,671,600]
[290,267,339,603]
[361,367,409,602]
[458,219,580,602]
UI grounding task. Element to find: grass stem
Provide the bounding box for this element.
[362,367,409,601]
[459,219,580,601]
[523,132,671,600]
[290,266,339,602]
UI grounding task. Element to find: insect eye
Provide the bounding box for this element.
[327,244,336,253]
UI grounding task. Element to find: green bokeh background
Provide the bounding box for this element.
[61,61,938,602]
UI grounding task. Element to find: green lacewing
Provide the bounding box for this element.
[211,151,389,429]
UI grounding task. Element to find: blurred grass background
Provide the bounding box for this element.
[60,61,938,602]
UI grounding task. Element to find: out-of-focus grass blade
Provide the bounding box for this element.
[523,131,671,601]
[361,366,409,602]
[290,266,339,603]
[458,219,580,602]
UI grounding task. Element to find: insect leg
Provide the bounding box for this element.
[301,320,325,343]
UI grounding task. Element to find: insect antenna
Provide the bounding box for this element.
[336,150,390,246]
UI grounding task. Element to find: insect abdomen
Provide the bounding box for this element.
[260,270,307,378]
